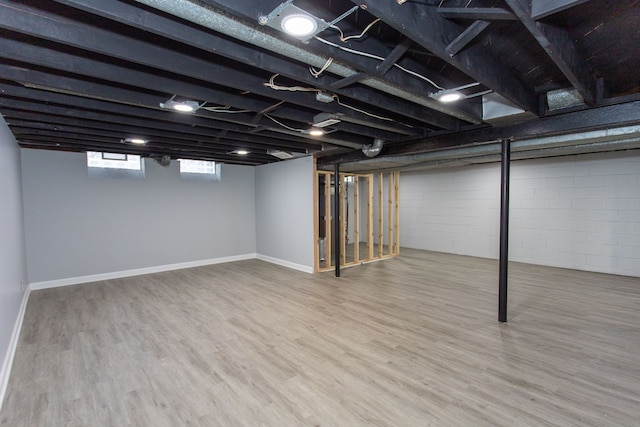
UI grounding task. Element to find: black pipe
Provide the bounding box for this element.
[499,138,510,322]
[334,163,341,278]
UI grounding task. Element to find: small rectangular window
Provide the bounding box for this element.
[179,159,220,181]
[87,151,144,178]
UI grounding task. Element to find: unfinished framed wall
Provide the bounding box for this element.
[315,170,400,272]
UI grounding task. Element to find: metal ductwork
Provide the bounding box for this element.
[362,138,384,158]
[332,124,640,172]
[133,0,479,123]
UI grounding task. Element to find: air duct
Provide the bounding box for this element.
[154,154,172,167]
[362,138,384,157]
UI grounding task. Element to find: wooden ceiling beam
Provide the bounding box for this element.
[53,0,452,132]
[446,20,491,57]
[0,1,414,137]
[318,100,640,165]
[504,0,596,106]
[531,0,590,20]
[354,0,539,115]
[154,0,481,124]
[438,7,517,20]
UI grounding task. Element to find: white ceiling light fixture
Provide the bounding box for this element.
[313,112,342,128]
[308,127,325,136]
[259,0,360,42]
[122,137,148,144]
[232,149,249,155]
[159,95,203,113]
[435,91,464,103]
[430,82,492,104]
[281,13,318,38]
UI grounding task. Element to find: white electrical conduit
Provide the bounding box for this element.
[133,0,481,124]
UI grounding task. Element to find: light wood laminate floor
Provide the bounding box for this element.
[2,249,639,426]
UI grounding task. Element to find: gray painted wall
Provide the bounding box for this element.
[21,149,256,283]
[255,156,314,270]
[0,116,28,384]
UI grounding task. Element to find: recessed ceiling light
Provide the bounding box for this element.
[173,103,195,112]
[281,14,318,37]
[159,96,202,113]
[308,127,324,136]
[438,92,463,103]
[259,3,333,42]
[123,137,148,144]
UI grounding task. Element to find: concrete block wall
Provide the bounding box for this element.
[400,151,640,277]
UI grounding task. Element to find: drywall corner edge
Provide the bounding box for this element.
[256,254,314,274]
[0,285,31,413]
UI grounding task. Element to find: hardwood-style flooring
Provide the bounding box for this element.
[2,249,639,426]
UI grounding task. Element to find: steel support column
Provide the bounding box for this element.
[499,138,511,322]
[334,163,341,278]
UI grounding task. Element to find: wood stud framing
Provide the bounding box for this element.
[316,171,400,272]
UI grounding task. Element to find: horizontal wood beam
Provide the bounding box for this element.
[438,7,517,20]
[446,20,491,57]
[164,0,481,124]
[0,1,414,136]
[375,37,413,75]
[505,0,596,105]
[354,1,539,115]
[318,100,640,165]
[531,0,590,20]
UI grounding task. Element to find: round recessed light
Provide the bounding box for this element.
[236,150,249,155]
[281,14,318,37]
[123,137,148,144]
[173,103,195,112]
[438,92,463,103]
[308,127,324,136]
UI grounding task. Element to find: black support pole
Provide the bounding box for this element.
[334,163,341,278]
[499,138,511,322]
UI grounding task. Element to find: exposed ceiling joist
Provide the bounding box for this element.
[140,0,483,124]
[0,1,413,138]
[531,0,591,20]
[437,7,517,21]
[56,0,454,132]
[318,100,640,166]
[354,0,539,115]
[0,0,636,167]
[446,20,491,57]
[505,0,596,106]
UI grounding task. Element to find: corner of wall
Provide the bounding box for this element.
[0,283,30,413]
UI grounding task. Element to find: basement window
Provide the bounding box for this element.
[179,159,220,181]
[86,151,145,179]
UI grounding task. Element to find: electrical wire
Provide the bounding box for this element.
[329,18,381,42]
[309,57,334,78]
[333,95,394,121]
[313,36,446,90]
[263,73,319,92]
[263,113,307,133]
[263,75,397,123]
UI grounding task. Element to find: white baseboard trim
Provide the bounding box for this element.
[0,285,30,413]
[29,253,258,290]
[256,254,314,274]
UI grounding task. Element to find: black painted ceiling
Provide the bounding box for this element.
[0,0,638,166]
